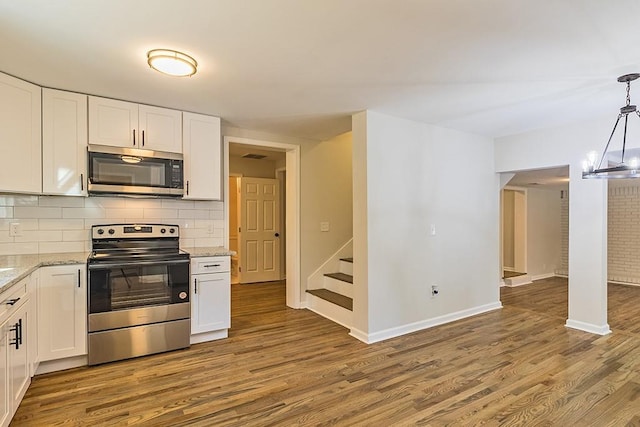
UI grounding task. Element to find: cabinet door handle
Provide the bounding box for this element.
[18,318,22,346]
[142,130,145,146]
[194,278,197,294]
[133,129,136,146]
[6,297,20,306]
[204,264,221,268]
[186,181,189,196]
[10,319,21,350]
[80,173,84,191]
[78,269,81,288]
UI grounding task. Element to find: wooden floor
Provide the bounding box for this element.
[12,278,640,426]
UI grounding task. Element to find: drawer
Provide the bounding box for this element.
[0,277,28,323]
[191,256,230,274]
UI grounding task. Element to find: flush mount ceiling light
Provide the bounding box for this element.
[583,73,640,179]
[147,49,197,77]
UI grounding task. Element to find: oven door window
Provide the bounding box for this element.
[90,153,169,188]
[89,262,189,314]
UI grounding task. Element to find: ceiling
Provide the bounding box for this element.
[228,143,286,162]
[1,1,639,141]
[506,166,569,190]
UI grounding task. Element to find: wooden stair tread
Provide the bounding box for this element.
[306,289,353,311]
[340,257,353,263]
[324,272,353,283]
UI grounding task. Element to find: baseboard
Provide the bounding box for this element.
[565,319,611,335]
[504,274,532,287]
[36,355,88,375]
[608,280,640,287]
[190,329,228,344]
[531,272,556,281]
[350,301,503,344]
[349,327,369,343]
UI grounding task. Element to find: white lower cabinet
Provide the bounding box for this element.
[7,303,29,419]
[0,276,31,427]
[191,256,230,342]
[37,265,87,362]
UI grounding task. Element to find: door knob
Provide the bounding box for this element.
[275,233,280,237]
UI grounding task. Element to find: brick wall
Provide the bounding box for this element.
[557,182,640,284]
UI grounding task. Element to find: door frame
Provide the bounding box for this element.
[501,186,528,275]
[223,136,301,309]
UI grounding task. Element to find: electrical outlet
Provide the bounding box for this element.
[9,223,22,237]
[431,285,439,298]
[320,222,330,232]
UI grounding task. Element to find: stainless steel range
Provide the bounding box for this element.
[87,224,190,365]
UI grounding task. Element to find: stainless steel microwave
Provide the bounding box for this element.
[87,145,184,197]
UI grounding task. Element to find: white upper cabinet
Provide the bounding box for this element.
[88,96,182,153]
[0,72,42,194]
[138,105,183,153]
[88,96,137,148]
[42,88,88,196]
[183,112,222,200]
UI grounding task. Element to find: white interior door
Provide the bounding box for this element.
[239,177,280,283]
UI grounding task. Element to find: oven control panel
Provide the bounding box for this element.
[92,224,179,239]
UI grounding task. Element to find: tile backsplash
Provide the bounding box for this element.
[0,195,225,255]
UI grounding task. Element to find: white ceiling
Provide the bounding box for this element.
[1,1,640,141]
[506,166,569,190]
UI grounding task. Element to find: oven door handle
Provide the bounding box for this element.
[88,258,190,269]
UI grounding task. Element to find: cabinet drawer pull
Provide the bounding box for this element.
[204,264,221,268]
[6,297,20,306]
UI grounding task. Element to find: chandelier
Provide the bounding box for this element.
[582,73,640,179]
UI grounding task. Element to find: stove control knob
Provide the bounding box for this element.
[169,228,176,234]
[108,228,115,235]
[97,229,104,235]
[160,228,166,234]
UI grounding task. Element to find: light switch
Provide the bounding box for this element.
[320,221,330,232]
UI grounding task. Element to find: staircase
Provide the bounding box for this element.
[306,257,353,327]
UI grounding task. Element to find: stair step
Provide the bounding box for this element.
[306,289,353,311]
[324,272,353,283]
[340,257,353,263]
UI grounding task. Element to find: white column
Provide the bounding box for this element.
[566,163,610,334]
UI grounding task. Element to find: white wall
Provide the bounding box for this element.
[0,195,224,254]
[352,111,500,342]
[526,187,562,279]
[229,156,278,178]
[495,115,622,334]
[301,132,353,289]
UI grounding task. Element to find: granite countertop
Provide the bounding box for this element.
[0,252,89,292]
[182,247,236,257]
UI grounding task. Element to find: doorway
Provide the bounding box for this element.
[502,188,527,278]
[224,136,301,308]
